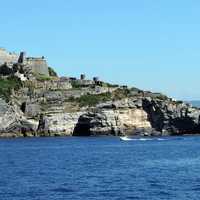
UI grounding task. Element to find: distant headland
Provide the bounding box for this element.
[0,47,199,138]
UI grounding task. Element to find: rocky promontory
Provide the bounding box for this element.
[0,48,199,137]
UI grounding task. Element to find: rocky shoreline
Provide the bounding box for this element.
[1,96,200,138]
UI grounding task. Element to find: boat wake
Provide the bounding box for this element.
[119,136,133,141]
[120,136,167,141]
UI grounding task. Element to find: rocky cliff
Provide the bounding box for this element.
[0,48,200,137]
[1,94,200,137]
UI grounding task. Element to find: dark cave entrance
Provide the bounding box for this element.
[20,102,26,113]
[73,116,91,136]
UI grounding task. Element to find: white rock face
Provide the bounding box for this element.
[0,103,19,131]
[14,72,27,81]
[0,99,38,135]
[115,108,151,130]
[39,100,151,136]
[88,108,152,135]
[42,112,85,135]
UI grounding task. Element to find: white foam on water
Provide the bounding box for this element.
[156,138,166,141]
[138,138,153,141]
[125,138,168,141]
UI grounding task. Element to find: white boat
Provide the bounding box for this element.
[120,136,133,141]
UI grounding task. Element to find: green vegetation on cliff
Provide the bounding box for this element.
[48,67,58,77]
[69,92,112,107]
[0,76,22,101]
[112,88,131,99]
[71,81,82,89]
[35,74,52,81]
[68,88,134,107]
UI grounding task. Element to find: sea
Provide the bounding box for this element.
[1,136,200,200]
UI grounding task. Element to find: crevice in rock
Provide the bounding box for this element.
[142,98,164,132]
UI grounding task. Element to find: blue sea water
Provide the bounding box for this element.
[1,136,200,200]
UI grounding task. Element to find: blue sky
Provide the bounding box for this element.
[1,0,200,100]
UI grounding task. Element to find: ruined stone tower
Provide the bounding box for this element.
[25,57,49,76]
[18,52,26,64]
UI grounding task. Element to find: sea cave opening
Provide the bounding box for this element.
[73,116,91,136]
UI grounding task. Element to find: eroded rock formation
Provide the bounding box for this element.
[1,95,200,137]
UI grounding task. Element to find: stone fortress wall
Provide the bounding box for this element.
[25,57,49,76]
[0,48,49,76]
[0,48,19,64]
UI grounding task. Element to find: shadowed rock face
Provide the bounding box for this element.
[142,98,200,135]
[171,118,199,134]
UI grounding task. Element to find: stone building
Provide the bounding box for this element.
[93,77,99,82]
[80,74,86,80]
[25,57,49,76]
[0,48,50,77]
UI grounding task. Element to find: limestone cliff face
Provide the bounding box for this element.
[37,112,84,136]
[36,97,200,137]
[1,95,200,137]
[0,98,38,137]
[142,98,200,135]
[35,98,153,136]
[115,108,152,133]
[72,108,151,136]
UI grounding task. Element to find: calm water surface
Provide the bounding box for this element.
[1,136,200,200]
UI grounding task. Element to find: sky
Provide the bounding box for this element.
[1,0,200,100]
